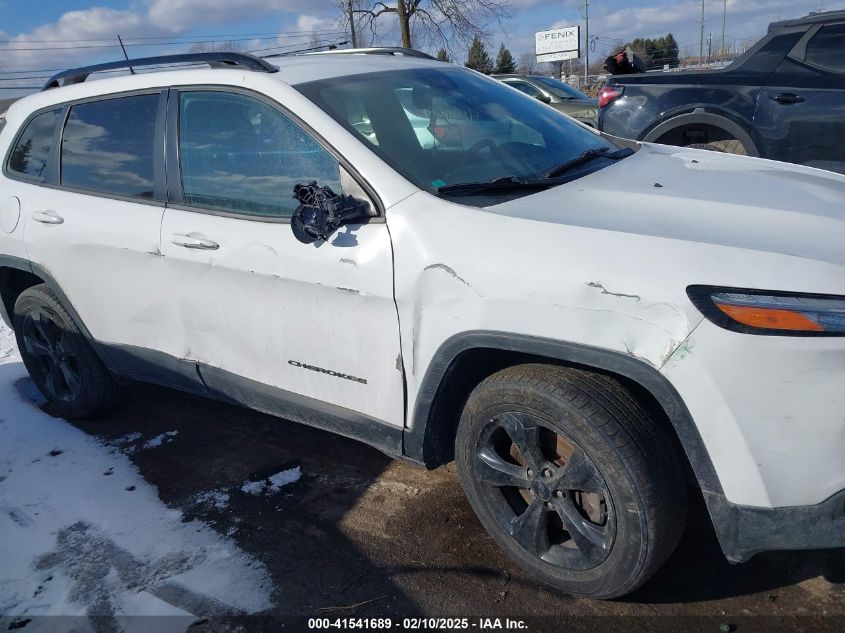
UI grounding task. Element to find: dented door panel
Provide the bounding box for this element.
[158,209,404,427]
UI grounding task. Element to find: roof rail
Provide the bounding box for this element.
[306,47,437,60]
[42,52,278,91]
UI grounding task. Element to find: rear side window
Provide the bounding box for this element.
[178,91,341,218]
[805,24,845,72]
[7,109,61,180]
[61,94,158,199]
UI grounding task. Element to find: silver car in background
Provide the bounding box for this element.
[493,74,598,127]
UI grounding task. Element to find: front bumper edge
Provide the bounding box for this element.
[704,488,845,563]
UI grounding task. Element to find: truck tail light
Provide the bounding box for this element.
[598,86,624,108]
[687,286,845,336]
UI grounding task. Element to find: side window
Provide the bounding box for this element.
[61,94,158,199]
[178,91,341,218]
[505,81,543,98]
[805,24,845,72]
[7,109,61,180]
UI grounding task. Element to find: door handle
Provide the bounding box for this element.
[172,232,219,250]
[770,93,805,105]
[32,210,64,225]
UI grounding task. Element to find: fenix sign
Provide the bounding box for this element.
[535,26,580,63]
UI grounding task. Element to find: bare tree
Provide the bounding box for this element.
[352,0,511,51]
[518,52,537,74]
[336,0,362,47]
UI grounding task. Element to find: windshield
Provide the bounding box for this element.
[531,76,591,100]
[296,67,617,204]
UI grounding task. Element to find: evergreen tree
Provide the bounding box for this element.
[494,43,516,73]
[464,35,493,74]
[436,48,451,63]
[628,33,680,69]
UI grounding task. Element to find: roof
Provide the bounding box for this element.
[768,9,845,32]
[3,53,447,122]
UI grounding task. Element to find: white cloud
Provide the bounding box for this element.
[295,14,340,33]
[0,0,339,75]
[145,0,316,32]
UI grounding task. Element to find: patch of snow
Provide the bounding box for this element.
[192,490,230,510]
[241,467,301,496]
[240,479,267,495]
[112,432,143,446]
[268,467,302,491]
[142,430,178,450]
[0,323,275,623]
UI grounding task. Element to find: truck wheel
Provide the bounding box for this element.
[455,364,686,598]
[13,284,120,418]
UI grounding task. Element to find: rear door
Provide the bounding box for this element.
[757,22,845,173]
[158,88,404,428]
[17,92,191,384]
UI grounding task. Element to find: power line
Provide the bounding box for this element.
[0,76,51,81]
[0,30,345,45]
[260,41,350,59]
[0,37,345,81]
[0,31,346,52]
[247,37,348,54]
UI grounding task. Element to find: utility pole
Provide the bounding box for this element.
[699,0,705,67]
[707,33,712,64]
[720,0,727,62]
[584,0,590,79]
[347,0,357,48]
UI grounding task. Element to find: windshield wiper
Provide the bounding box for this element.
[543,147,634,179]
[437,175,553,196]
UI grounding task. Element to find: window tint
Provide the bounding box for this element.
[805,24,845,72]
[178,91,341,218]
[8,109,61,179]
[61,94,158,199]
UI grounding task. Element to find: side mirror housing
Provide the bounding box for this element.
[291,181,374,244]
[536,93,552,104]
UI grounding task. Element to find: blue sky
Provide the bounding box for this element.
[1,0,843,91]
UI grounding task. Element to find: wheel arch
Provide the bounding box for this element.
[404,330,724,500]
[0,256,95,343]
[641,108,759,157]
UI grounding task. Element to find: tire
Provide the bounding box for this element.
[685,140,747,155]
[13,284,119,418]
[455,364,686,598]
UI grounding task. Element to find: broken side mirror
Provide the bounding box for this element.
[290,177,375,244]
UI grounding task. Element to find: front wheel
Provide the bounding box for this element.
[14,284,120,418]
[455,364,686,598]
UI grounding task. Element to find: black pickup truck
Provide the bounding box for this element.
[598,10,845,174]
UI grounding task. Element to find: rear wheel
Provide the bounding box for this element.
[13,284,119,418]
[455,364,686,598]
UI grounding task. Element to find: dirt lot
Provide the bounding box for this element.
[34,380,845,632]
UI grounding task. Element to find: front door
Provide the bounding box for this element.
[159,89,404,430]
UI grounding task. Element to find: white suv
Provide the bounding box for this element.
[1,50,843,599]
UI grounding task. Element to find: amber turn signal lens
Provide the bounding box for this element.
[714,304,824,332]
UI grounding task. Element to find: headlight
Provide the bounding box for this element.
[687,286,845,336]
